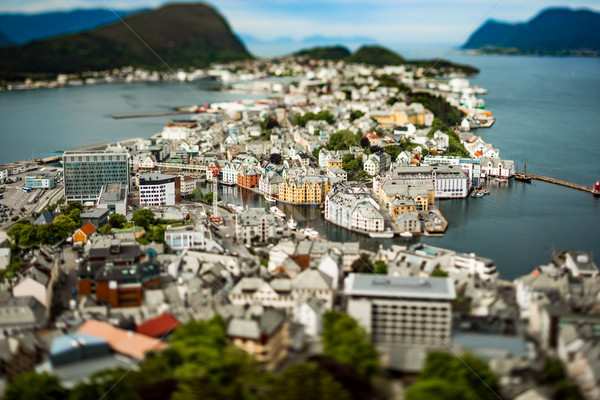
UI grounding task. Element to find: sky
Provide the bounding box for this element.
[1,0,599,47]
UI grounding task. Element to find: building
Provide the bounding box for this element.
[236,208,278,245]
[363,152,391,176]
[327,165,347,182]
[237,165,261,189]
[25,172,58,189]
[80,209,110,228]
[63,147,130,203]
[227,307,290,371]
[164,225,222,252]
[228,277,294,309]
[383,165,468,199]
[259,171,283,196]
[0,169,7,183]
[97,182,128,215]
[278,175,329,204]
[73,222,97,245]
[481,157,514,178]
[345,274,456,346]
[139,173,181,207]
[325,183,385,233]
[179,176,197,196]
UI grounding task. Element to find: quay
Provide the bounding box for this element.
[112,110,192,119]
[526,174,595,194]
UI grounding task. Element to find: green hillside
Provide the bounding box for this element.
[345,45,406,66]
[0,3,252,77]
[294,45,351,60]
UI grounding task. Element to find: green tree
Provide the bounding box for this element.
[3,372,67,400]
[328,129,360,151]
[312,145,323,159]
[322,311,380,377]
[52,215,78,240]
[373,260,387,274]
[431,269,448,277]
[8,220,37,247]
[147,225,165,243]
[203,192,221,204]
[406,378,476,400]
[98,223,113,235]
[267,362,351,400]
[384,145,400,160]
[416,351,499,400]
[189,187,204,202]
[132,209,155,229]
[342,153,355,164]
[109,213,127,229]
[69,369,139,400]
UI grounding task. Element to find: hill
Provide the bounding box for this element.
[0,29,12,48]
[346,45,406,66]
[0,3,252,77]
[0,8,139,45]
[294,45,351,60]
[463,8,600,55]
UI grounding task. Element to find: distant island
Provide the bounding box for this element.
[294,45,478,75]
[463,7,600,56]
[0,3,251,79]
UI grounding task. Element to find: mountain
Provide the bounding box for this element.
[0,3,252,77]
[463,8,600,55]
[300,35,375,45]
[0,29,12,47]
[346,45,405,66]
[294,46,351,60]
[0,9,141,45]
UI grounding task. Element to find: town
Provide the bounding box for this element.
[0,54,596,400]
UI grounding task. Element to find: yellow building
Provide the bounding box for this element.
[371,102,426,127]
[327,157,344,168]
[278,175,329,204]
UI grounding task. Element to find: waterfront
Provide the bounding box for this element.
[1,55,599,280]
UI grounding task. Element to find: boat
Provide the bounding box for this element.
[496,178,508,183]
[302,227,320,238]
[515,157,532,183]
[264,195,277,203]
[472,190,485,198]
[269,206,286,218]
[369,231,394,238]
[287,216,297,230]
[234,205,244,214]
[480,189,490,195]
[399,232,413,238]
[593,181,600,197]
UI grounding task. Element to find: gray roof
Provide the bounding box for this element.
[293,268,333,290]
[345,274,456,300]
[0,296,46,328]
[81,209,110,219]
[227,308,286,340]
[239,208,275,227]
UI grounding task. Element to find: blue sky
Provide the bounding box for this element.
[2,0,599,45]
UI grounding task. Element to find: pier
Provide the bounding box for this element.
[112,111,191,119]
[526,174,594,194]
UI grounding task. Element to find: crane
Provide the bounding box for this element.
[208,166,222,224]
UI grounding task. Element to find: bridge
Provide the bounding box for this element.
[527,173,595,194]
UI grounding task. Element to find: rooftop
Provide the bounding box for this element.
[345,274,456,300]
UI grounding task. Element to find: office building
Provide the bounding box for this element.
[63,148,129,203]
[138,173,181,207]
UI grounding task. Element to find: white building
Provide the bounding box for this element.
[138,173,180,207]
[387,165,468,199]
[345,274,456,346]
[221,162,240,186]
[229,277,294,309]
[296,297,325,337]
[164,225,222,252]
[236,208,278,245]
[97,182,128,215]
[179,176,197,196]
[0,169,8,183]
[325,183,385,232]
[259,171,283,196]
[481,157,514,178]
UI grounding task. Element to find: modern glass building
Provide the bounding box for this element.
[63,148,130,203]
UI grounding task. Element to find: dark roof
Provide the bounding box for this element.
[95,261,160,283]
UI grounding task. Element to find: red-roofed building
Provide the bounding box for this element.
[136,313,180,338]
[77,319,166,359]
[73,222,96,244]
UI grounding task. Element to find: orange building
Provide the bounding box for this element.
[237,166,261,189]
[73,222,96,244]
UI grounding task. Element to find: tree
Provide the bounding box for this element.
[109,213,127,229]
[328,129,360,151]
[52,215,78,240]
[406,378,476,400]
[132,209,155,229]
[370,145,383,154]
[349,110,364,121]
[312,145,323,159]
[384,145,400,160]
[189,187,203,202]
[147,225,165,243]
[431,269,448,277]
[360,136,370,148]
[8,220,37,247]
[421,148,430,158]
[351,253,373,273]
[342,153,355,164]
[267,362,351,400]
[415,351,499,400]
[203,192,221,204]
[269,153,283,165]
[373,260,387,274]
[69,369,139,400]
[322,311,380,377]
[98,223,113,236]
[4,372,67,400]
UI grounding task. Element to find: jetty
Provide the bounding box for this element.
[526,174,595,194]
[112,110,191,119]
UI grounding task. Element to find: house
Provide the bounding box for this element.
[259,170,283,196]
[136,313,180,338]
[296,297,325,337]
[396,212,421,233]
[237,165,261,189]
[481,157,514,178]
[73,222,96,245]
[77,319,166,360]
[33,211,57,226]
[236,208,278,245]
[327,165,347,182]
[0,333,41,380]
[0,296,46,334]
[363,152,391,176]
[292,266,334,311]
[228,277,294,310]
[227,307,290,371]
[278,174,329,204]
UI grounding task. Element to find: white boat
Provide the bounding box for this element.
[400,232,413,238]
[264,195,277,203]
[287,216,297,230]
[302,227,320,238]
[234,205,244,214]
[369,231,394,238]
[269,206,286,218]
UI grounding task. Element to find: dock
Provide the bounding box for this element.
[527,174,594,194]
[112,111,192,119]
